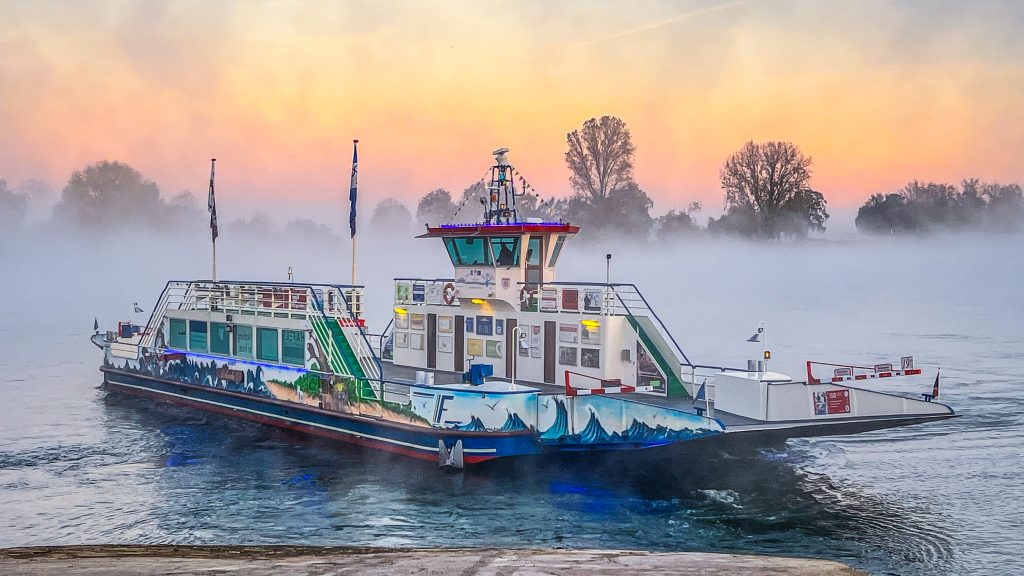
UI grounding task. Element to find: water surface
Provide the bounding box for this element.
[1,232,1021,575]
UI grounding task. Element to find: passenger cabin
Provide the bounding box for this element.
[391,149,691,398]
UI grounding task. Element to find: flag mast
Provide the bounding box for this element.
[208,158,219,282]
[349,140,359,285]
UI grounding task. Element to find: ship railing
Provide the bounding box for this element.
[142,280,364,319]
[137,280,383,381]
[365,317,395,361]
[328,285,383,382]
[139,280,190,349]
[392,278,460,307]
[520,281,693,367]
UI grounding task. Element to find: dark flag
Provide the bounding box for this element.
[349,140,358,238]
[932,370,940,399]
[208,158,218,242]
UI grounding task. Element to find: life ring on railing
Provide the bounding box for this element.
[442,282,457,305]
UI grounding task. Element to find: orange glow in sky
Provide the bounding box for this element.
[2,0,1022,219]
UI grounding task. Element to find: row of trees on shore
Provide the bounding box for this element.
[403,117,831,240]
[3,116,1022,239]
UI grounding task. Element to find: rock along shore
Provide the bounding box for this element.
[0,545,865,575]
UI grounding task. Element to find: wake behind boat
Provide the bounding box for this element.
[93,146,956,468]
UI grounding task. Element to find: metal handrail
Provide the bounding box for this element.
[334,285,383,381]
[524,281,693,367]
[366,317,394,359]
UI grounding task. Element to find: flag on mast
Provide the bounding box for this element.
[349,140,358,238]
[932,369,940,399]
[208,158,218,241]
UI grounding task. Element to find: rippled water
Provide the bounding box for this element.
[1,233,1022,575]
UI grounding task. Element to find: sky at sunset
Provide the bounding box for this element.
[2,0,1022,224]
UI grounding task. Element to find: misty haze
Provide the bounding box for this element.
[2,2,1023,576]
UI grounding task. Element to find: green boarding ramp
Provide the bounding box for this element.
[309,289,381,400]
[627,315,690,399]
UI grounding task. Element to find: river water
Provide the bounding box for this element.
[0,230,1021,575]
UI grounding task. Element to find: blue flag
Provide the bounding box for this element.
[695,381,707,401]
[349,140,358,238]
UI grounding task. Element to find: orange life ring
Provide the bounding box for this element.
[442,282,457,305]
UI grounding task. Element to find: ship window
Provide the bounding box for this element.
[257,328,279,362]
[188,320,208,353]
[443,237,493,267]
[548,235,567,267]
[526,237,542,266]
[281,329,306,366]
[168,319,187,349]
[489,236,521,266]
[210,322,230,355]
[234,325,253,358]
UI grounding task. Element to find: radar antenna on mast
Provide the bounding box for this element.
[483,147,519,224]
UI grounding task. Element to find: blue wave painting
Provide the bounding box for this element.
[539,398,719,446]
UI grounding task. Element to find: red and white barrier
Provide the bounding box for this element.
[806,357,922,384]
[827,368,922,383]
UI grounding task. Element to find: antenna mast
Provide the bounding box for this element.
[483,147,519,224]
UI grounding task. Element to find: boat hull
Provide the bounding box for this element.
[101,367,540,465]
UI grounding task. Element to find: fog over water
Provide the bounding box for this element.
[0,224,1022,575]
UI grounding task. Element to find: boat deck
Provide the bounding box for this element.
[379,361,762,428]
[379,362,955,438]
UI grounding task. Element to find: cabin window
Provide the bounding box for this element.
[489,236,521,266]
[210,322,230,355]
[257,328,279,362]
[168,319,187,349]
[234,325,253,358]
[281,329,306,366]
[548,235,567,267]
[443,237,493,267]
[188,320,208,353]
[526,237,542,265]
[526,236,543,285]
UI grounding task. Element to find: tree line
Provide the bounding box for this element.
[3,117,1021,238]
[855,179,1023,235]
[403,117,830,240]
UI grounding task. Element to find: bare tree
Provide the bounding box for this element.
[719,141,823,237]
[565,116,636,202]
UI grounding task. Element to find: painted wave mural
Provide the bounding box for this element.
[539,397,722,445]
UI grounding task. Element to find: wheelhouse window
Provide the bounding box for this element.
[233,325,253,358]
[443,237,493,267]
[168,319,187,349]
[548,235,567,267]
[281,329,306,366]
[210,322,230,355]
[489,236,521,266]
[256,327,279,362]
[526,237,542,266]
[188,320,208,353]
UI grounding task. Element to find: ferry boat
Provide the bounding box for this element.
[93,148,956,468]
